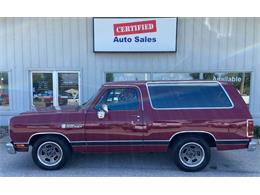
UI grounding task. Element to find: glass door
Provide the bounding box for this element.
[58,72,79,106]
[32,72,53,108]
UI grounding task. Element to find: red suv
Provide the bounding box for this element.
[6,81,256,171]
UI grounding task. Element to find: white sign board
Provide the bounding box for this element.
[93,18,177,52]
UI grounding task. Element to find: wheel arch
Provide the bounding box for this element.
[168,131,217,148]
[28,132,71,147]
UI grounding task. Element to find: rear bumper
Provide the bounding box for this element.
[5,142,16,154]
[216,139,257,151]
[248,140,257,151]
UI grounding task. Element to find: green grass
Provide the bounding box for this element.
[254,126,260,138]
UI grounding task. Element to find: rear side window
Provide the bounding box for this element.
[148,84,233,109]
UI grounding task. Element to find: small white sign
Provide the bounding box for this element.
[93,18,177,52]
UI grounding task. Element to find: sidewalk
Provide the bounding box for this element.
[0,136,10,143]
[0,126,9,143]
[0,127,7,138]
[253,138,260,145]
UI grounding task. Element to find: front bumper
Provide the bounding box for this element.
[248,140,257,151]
[5,142,16,154]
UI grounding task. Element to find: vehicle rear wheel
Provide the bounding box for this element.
[32,136,71,170]
[171,136,210,172]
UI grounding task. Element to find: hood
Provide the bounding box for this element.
[20,105,83,115]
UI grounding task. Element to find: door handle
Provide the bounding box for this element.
[129,121,147,131]
[129,115,141,118]
[129,115,141,121]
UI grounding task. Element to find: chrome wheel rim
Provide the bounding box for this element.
[179,142,205,168]
[37,141,63,167]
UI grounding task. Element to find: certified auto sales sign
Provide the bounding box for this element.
[93,18,177,52]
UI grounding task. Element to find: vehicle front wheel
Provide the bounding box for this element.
[32,136,71,170]
[171,137,210,172]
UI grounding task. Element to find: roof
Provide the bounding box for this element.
[103,80,231,86]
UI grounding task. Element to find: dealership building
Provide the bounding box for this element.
[0,17,260,125]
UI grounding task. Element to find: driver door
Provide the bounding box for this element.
[84,86,145,152]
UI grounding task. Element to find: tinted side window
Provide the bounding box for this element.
[148,84,232,109]
[95,88,139,110]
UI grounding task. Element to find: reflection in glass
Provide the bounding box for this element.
[0,72,9,107]
[32,73,53,108]
[152,73,200,80]
[96,88,139,110]
[58,73,79,106]
[203,72,251,104]
[105,72,251,105]
[106,73,148,82]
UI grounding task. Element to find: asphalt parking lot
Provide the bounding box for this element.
[0,137,259,177]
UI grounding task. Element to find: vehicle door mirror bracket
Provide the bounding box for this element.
[101,104,108,113]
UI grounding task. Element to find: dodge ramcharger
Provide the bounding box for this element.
[6,81,256,171]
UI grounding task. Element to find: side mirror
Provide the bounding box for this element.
[101,104,108,113]
[97,110,105,119]
[97,104,108,119]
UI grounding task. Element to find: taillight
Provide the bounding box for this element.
[247,119,254,137]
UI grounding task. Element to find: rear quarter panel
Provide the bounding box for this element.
[141,82,252,151]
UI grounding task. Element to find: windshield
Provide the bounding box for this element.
[81,88,101,108]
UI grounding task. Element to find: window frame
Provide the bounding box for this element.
[94,86,142,111]
[30,71,81,108]
[146,81,234,110]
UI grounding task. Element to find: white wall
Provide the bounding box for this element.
[0,17,260,125]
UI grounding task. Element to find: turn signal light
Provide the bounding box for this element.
[15,144,26,149]
[14,144,29,152]
[247,119,254,137]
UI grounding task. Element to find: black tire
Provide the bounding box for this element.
[32,136,71,170]
[171,136,210,172]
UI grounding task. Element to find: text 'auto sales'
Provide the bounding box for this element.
[113,20,157,43]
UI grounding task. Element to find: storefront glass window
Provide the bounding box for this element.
[32,72,80,108]
[106,73,149,82]
[106,72,251,105]
[152,73,200,80]
[0,72,9,108]
[203,72,251,104]
[32,73,53,108]
[58,73,79,106]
